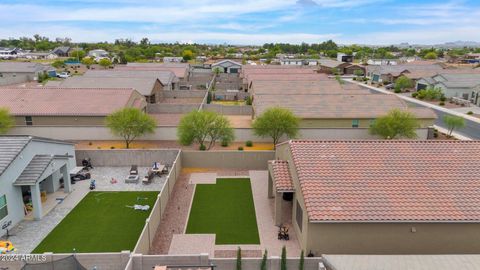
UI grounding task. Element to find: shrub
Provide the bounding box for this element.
[245,96,253,105]
[411,92,418,98]
[238,146,244,151]
[221,140,229,147]
[299,250,304,270]
[199,144,206,151]
[110,146,115,149]
[467,111,474,115]
[394,88,401,93]
[246,140,253,147]
[88,141,93,146]
[281,246,287,270]
[439,101,445,106]
[97,146,101,149]
[207,92,212,104]
[237,247,242,270]
[433,132,438,138]
[416,87,444,101]
[260,250,268,270]
[440,96,447,102]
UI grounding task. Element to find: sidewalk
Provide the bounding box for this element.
[347,79,480,124]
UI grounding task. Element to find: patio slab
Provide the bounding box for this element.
[169,234,215,255]
[189,173,217,184]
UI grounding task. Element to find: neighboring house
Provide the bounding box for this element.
[0,87,146,126]
[123,63,190,81]
[249,80,370,95]
[0,47,18,59]
[24,52,58,60]
[0,135,75,237]
[318,59,365,75]
[366,62,447,84]
[0,62,54,86]
[270,140,480,255]
[163,57,183,63]
[212,59,242,74]
[52,46,71,57]
[83,69,178,91]
[48,76,165,103]
[87,49,109,61]
[280,59,318,66]
[367,59,398,66]
[253,93,435,135]
[416,73,480,104]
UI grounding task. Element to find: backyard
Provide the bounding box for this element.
[186,178,260,245]
[32,191,158,253]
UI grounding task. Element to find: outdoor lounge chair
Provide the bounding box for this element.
[142,169,155,184]
[130,165,138,175]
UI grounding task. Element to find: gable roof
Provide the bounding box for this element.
[52,46,70,54]
[269,160,294,192]
[83,69,176,85]
[14,155,54,186]
[50,76,162,96]
[285,140,480,222]
[121,63,189,78]
[0,62,52,73]
[0,87,143,116]
[212,59,242,67]
[253,94,436,119]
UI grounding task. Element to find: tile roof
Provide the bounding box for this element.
[121,63,189,78]
[250,80,370,95]
[0,136,31,176]
[13,155,54,186]
[0,87,140,116]
[83,69,176,85]
[253,94,436,119]
[269,160,294,192]
[51,76,160,96]
[285,140,480,222]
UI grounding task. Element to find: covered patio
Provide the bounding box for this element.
[267,160,295,226]
[13,155,72,220]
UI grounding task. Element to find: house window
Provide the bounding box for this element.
[296,200,303,232]
[352,119,359,128]
[0,195,8,220]
[25,116,33,126]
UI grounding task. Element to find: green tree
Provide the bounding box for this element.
[424,51,438,59]
[0,108,14,134]
[81,57,94,68]
[182,49,194,61]
[369,109,420,139]
[443,115,465,136]
[98,58,112,69]
[177,110,234,150]
[260,250,268,270]
[252,107,299,147]
[71,49,86,59]
[51,60,65,69]
[106,107,156,149]
[394,75,413,92]
[281,246,287,270]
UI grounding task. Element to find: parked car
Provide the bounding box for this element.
[57,72,70,78]
[385,83,395,90]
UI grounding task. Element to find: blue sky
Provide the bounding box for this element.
[1,0,479,45]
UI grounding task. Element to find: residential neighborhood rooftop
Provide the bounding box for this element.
[0,87,144,116]
[83,69,177,85]
[282,140,480,222]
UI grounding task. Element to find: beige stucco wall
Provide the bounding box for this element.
[300,118,434,128]
[14,116,106,126]
[306,222,480,255]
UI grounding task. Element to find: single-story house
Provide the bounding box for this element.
[83,69,178,91]
[0,135,75,237]
[337,53,353,63]
[253,94,436,132]
[366,62,447,84]
[24,52,58,60]
[123,62,190,81]
[0,87,146,126]
[269,140,480,254]
[212,59,242,74]
[87,49,109,61]
[280,59,318,66]
[318,59,365,75]
[52,46,71,57]
[0,47,19,59]
[416,73,480,104]
[0,62,54,86]
[48,76,165,103]
[163,57,184,63]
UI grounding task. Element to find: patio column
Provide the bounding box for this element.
[61,165,72,193]
[31,183,43,220]
[268,173,274,198]
[274,192,283,226]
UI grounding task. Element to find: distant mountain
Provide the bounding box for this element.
[395,41,480,49]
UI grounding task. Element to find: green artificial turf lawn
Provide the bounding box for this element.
[32,191,158,253]
[186,178,260,244]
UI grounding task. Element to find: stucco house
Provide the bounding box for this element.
[0,62,54,86]
[123,63,191,81]
[318,59,365,75]
[416,73,480,105]
[83,69,178,91]
[0,87,146,127]
[269,140,480,255]
[52,46,71,57]
[212,59,242,74]
[0,136,75,237]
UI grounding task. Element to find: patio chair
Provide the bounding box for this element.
[130,165,138,175]
[142,169,155,184]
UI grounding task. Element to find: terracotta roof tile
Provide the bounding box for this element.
[286,140,480,222]
[269,160,294,192]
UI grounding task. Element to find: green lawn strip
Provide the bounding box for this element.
[186,178,260,244]
[32,191,158,253]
